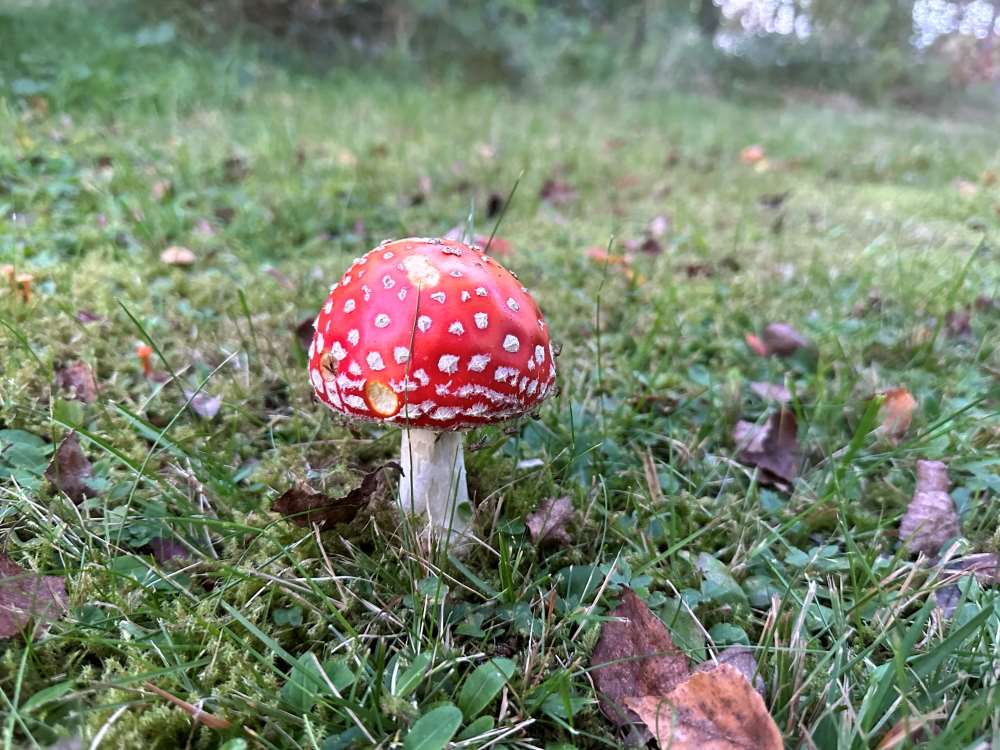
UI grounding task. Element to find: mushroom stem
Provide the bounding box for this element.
[399,428,471,544]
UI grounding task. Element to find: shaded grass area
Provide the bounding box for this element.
[2,4,1000,749]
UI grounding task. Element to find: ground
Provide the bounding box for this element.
[1,8,999,750]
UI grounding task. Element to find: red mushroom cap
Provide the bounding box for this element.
[307,237,556,430]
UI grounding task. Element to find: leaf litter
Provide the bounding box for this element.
[45,432,96,503]
[732,410,800,490]
[526,496,576,547]
[591,590,781,748]
[0,555,68,639]
[272,462,402,531]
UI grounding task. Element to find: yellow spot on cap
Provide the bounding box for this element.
[365,380,399,416]
[401,254,440,288]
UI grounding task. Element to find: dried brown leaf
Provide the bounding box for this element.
[45,433,96,504]
[945,308,972,338]
[149,537,190,565]
[899,460,961,557]
[184,390,221,420]
[295,316,315,352]
[590,589,689,727]
[696,646,765,697]
[0,555,68,639]
[160,246,196,266]
[526,496,576,547]
[760,323,808,357]
[625,663,782,750]
[734,410,800,490]
[877,388,917,441]
[749,382,791,404]
[540,177,577,206]
[943,553,998,584]
[55,360,98,403]
[272,462,402,531]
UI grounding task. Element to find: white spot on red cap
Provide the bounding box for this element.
[475,287,487,297]
[441,246,462,256]
[414,369,430,386]
[383,251,394,259]
[343,274,352,285]
[366,351,385,371]
[324,300,333,314]
[506,298,519,312]
[331,341,347,360]
[431,406,460,420]
[398,287,408,300]
[394,346,409,363]
[468,354,491,372]
[417,315,432,332]
[347,329,359,345]
[343,394,367,410]
[362,285,371,301]
[535,345,545,364]
[310,369,323,391]
[430,291,446,304]
[474,312,488,329]
[382,275,395,289]
[503,335,520,353]
[316,332,325,351]
[495,366,519,383]
[461,290,471,302]
[374,314,390,329]
[527,380,539,396]
[308,341,315,359]
[449,270,463,277]
[438,354,459,374]
[348,361,362,376]
[344,299,356,313]
[449,321,464,335]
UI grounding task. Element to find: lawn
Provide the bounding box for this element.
[1,6,1000,749]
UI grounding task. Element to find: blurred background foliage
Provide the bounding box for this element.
[1,0,998,109]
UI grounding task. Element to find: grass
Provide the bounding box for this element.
[1,4,1000,749]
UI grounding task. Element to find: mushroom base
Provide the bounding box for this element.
[399,428,472,545]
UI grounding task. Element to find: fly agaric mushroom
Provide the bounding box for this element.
[307,237,557,543]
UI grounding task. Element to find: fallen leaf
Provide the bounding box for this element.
[45,433,96,503]
[0,554,68,639]
[760,323,808,357]
[744,334,769,357]
[272,462,402,531]
[540,177,577,206]
[944,308,972,338]
[639,237,663,255]
[486,192,504,218]
[876,388,917,441]
[222,155,248,183]
[55,361,98,403]
[214,206,235,225]
[526,496,576,547]
[150,179,172,202]
[733,410,800,490]
[749,382,791,404]
[942,553,997,584]
[955,179,978,198]
[75,309,105,324]
[590,589,689,727]
[160,246,196,266]
[409,175,432,206]
[935,585,962,618]
[149,537,190,565]
[739,145,766,165]
[757,191,790,209]
[625,664,782,750]
[696,646,765,697]
[295,316,316,352]
[474,234,513,256]
[264,266,295,290]
[900,460,960,557]
[184,390,221,420]
[874,709,946,750]
[648,215,670,239]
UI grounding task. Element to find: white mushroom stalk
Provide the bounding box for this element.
[399,429,470,544]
